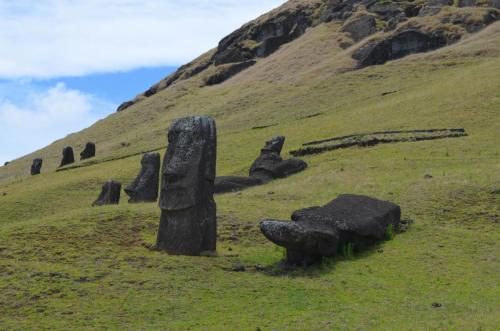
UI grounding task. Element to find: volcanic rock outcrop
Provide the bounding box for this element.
[93,180,122,206]
[59,147,75,167]
[156,116,217,256]
[260,194,401,265]
[80,142,96,160]
[125,152,160,203]
[214,136,308,194]
[31,159,43,175]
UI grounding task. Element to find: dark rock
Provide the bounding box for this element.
[354,29,448,67]
[340,14,377,42]
[458,0,476,7]
[431,302,443,308]
[368,2,403,19]
[427,0,454,6]
[260,194,401,265]
[116,101,134,112]
[3,162,9,166]
[80,142,96,160]
[232,261,246,272]
[59,147,75,167]
[205,60,256,86]
[214,176,263,194]
[2,192,6,196]
[92,180,121,206]
[249,136,308,182]
[156,116,217,256]
[125,153,160,203]
[31,159,42,175]
[490,188,500,195]
[418,6,443,17]
[489,0,500,9]
[424,174,433,179]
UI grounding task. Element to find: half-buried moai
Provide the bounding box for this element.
[249,136,307,183]
[80,142,96,160]
[93,180,122,206]
[156,116,217,256]
[125,152,160,203]
[31,159,43,175]
[59,146,75,167]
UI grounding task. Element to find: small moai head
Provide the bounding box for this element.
[159,116,217,211]
[262,136,285,155]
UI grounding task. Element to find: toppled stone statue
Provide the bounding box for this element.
[80,142,96,160]
[93,180,121,206]
[249,136,308,183]
[214,136,308,194]
[59,146,75,167]
[31,159,43,175]
[156,116,217,256]
[260,194,401,265]
[125,153,160,203]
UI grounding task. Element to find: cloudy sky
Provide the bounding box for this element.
[0,0,284,165]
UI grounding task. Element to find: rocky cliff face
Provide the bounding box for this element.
[117,0,499,112]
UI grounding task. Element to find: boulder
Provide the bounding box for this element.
[354,29,447,67]
[340,14,377,42]
[59,146,75,167]
[205,60,256,86]
[92,180,121,206]
[125,153,160,203]
[80,142,96,160]
[31,159,43,175]
[249,136,308,182]
[214,176,263,194]
[260,194,401,265]
[156,116,217,256]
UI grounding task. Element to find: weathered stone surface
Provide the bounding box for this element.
[31,159,43,175]
[156,116,217,256]
[59,147,75,167]
[260,194,401,265]
[458,0,476,7]
[80,142,96,160]
[354,29,448,67]
[249,136,307,182]
[93,180,121,206]
[340,14,377,42]
[205,60,256,86]
[125,153,160,203]
[214,176,263,194]
[4,162,10,166]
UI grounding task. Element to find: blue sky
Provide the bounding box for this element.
[0,0,284,165]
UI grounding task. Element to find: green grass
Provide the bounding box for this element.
[0,18,499,331]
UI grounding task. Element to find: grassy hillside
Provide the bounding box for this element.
[0,7,499,331]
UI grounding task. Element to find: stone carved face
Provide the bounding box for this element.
[262,136,285,154]
[160,116,216,211]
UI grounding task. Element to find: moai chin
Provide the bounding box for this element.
[156,116,217,256]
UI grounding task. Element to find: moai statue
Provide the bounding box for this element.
[92,180,121,206]
[125,152,161,203]
[156,116,217,256]
[59,146,75,167]
[31,159,43,175]
[80,142,96,160]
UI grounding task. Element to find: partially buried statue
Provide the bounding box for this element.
[80,142,96,160]
[125,152,160,203]
[92,180,121,206]
[59,146,75,167]
[31,158,43,175]
[156,116,217,256]
[215,135,307,193]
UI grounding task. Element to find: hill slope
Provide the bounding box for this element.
[0,0,499,329]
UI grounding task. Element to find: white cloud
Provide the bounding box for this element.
[0,83,114,164]
[0,0,284,79]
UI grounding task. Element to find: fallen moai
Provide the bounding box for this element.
[93,180,122,206]
[125,152,160,203]
[215,136,307,194]
[260,194,401,265]
[156,116,217,256]
[59,146,75,167]
[80,142,96,160]
[31,159,43,175]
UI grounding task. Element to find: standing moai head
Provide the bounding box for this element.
[125,152,161,203]
[59,146,75,167]
[156,116,217,256]
[80,142,96,160]
[93,180,121,206]
[31,159,43,175]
